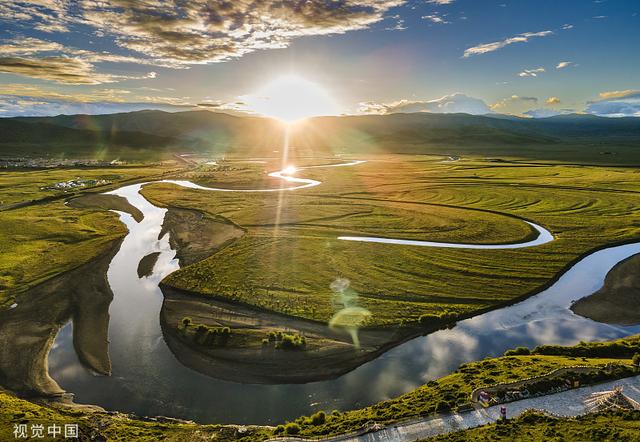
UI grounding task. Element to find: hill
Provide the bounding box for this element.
[3,110,640,162]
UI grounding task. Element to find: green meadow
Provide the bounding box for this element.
[141,155,640,326]
[0,165,176,300]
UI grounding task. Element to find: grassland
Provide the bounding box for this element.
[141,155,640,327]
[428,410,640,441]
[0,164,180,301]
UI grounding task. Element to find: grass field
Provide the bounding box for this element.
[0,164,180,301]
[141,154,640,326]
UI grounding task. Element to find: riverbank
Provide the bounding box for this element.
[571,253,640,325]
[0,238,121,396]
[4,336,640,441]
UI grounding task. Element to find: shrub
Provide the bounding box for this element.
[310,411,326,426]
[273,425,285,434]
[504,346,531,356]
[633,353,640,366]
[181,317,192,328]
[285,423,300,435]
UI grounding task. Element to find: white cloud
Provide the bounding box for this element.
[545,97,561,105]
[0,1,406,66]
[586,90,640,117]
[463,30,553,57]
[556,61,575,69]
[422,13,450,24]
[426,0,455,4]
[359,93,491,115]
[518,67,545,77]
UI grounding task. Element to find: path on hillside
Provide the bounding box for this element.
[270,375,640,442]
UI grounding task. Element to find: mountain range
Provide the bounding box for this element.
[1,110,639,162]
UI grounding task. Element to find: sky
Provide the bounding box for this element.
[0,0,638,118]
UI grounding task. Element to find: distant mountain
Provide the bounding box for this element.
[0,118,179,148]
[2,110,640,161]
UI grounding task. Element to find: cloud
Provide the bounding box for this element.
[518,67,545,77]
[490,95,538,115]
[545,97,561,105]
[359,93,491,115]
[598,90,639,100]
[561,23,574,30]
[0,95,191,116]
[586,90,640,117]
[0,82,196,116]
[426,0,454,4]
[1,1,405,67]
[523,108,574,118]
[385,14,407,31]
[463,30,553,57]
[0,37,160,83]
[0,56,155,84]
[556,61,575,69]
[422,13,450,24]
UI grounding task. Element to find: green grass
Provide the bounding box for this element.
[140,155,640,326]
[0,390,268,441]
[427,410,640,441]
[0,165,179,207]
[0,202,124,298]
[0,164,180,301]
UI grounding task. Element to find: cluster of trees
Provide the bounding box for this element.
[418,311,458,326]
[262,330,306,350]
[180,317,231,347]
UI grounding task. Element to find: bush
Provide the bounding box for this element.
[181,317,192,328]
[285,422,300,435]
[273,425,285,434]
[504,346,531,356]
[633,353,640,366]
[310,411,326,425]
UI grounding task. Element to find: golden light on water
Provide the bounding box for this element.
[243,75,339,122]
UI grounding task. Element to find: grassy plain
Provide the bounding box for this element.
[0,164,179,301]
[142,155,640,326]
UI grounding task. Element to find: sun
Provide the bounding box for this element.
[243,75,339,122]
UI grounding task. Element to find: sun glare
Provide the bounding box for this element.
[244,75,339,122]
[282,165,297,175]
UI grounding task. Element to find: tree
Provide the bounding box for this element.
[310,411,326,425]
[632,353,640,366]
[181,317,192,329]
[285,423,300,435]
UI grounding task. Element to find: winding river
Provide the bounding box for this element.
[47,160,640,425]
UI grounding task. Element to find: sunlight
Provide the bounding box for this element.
[281,165,297,175]
[243,75,339,122]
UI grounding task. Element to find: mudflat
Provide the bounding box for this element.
[571,253,640,325]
